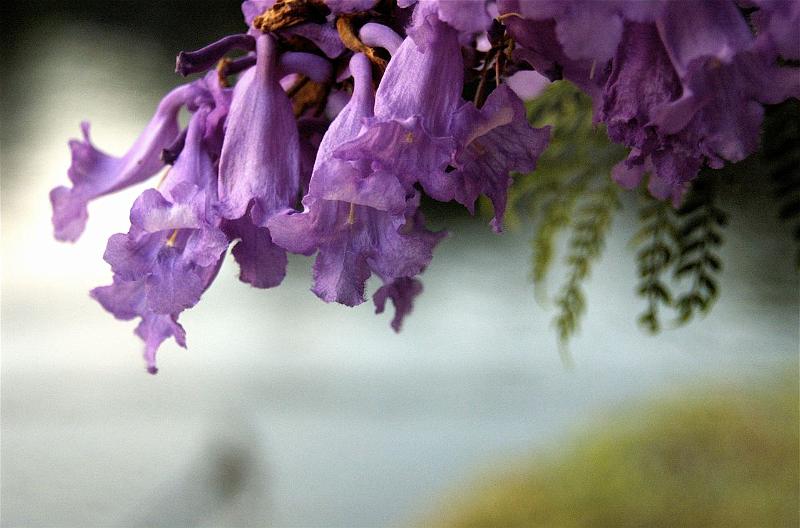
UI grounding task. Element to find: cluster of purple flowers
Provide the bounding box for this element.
[50,0,798,372]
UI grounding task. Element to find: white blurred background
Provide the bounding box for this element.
[1,4,798,527]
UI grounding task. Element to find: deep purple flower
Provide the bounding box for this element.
[600,21,694,203]
[653,0,800,160]
[498,3,606,107]
[603,2,799,203]
[510,1,664,64]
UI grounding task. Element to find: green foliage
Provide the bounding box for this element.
[632,194,676,333]
[631,175,728,332]
[511,83,794,348]
[554,181,619,351]
[510,81,626,348]
[424,374,799,528]
[763,100,800,269]
[671,176,727,324]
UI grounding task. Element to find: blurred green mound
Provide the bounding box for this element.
[426,375,799,528]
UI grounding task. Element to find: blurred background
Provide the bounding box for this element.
[1,2,798,527]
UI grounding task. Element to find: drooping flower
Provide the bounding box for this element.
[603,3,799,203]
[92,106,229,373]
[653,0,800,162]
[50,81,208,242]
[218,33,301,226]
[335,4,463,200]
[268,53,444,309]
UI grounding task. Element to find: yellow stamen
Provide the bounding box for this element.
[347,202,356,225]
[165,229,179,247]
[404,132,414,144]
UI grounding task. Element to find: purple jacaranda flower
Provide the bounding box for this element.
[218,33,301,226]
[335,6,462,200]
[600,21,694,203]
[50,81,208,242]
[605,2,799,202]
[653,0,800,161]
[108,109,228,311]
[269,53,444,307]
[451,85,551,232]
[93,107,228,373]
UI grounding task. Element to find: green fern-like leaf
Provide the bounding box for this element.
[509,81,626,351]
[554,181,620,346]
[671,174,727,325]
[512,81,626,286]
[632,194,677,334]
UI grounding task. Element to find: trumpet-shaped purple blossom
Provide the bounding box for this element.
[50,82,208,242]
[93,107,228,372]
[49,0,799,371]
[269,53,444,312]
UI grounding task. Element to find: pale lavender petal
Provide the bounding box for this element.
[51,82,203,242]
[312,224,373,306]
[224,216,288,288]
[144,249,207,315]
[505,70,552,101]
[218,33,300,224]
[135,313,186,374]
[90,275,146,321]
